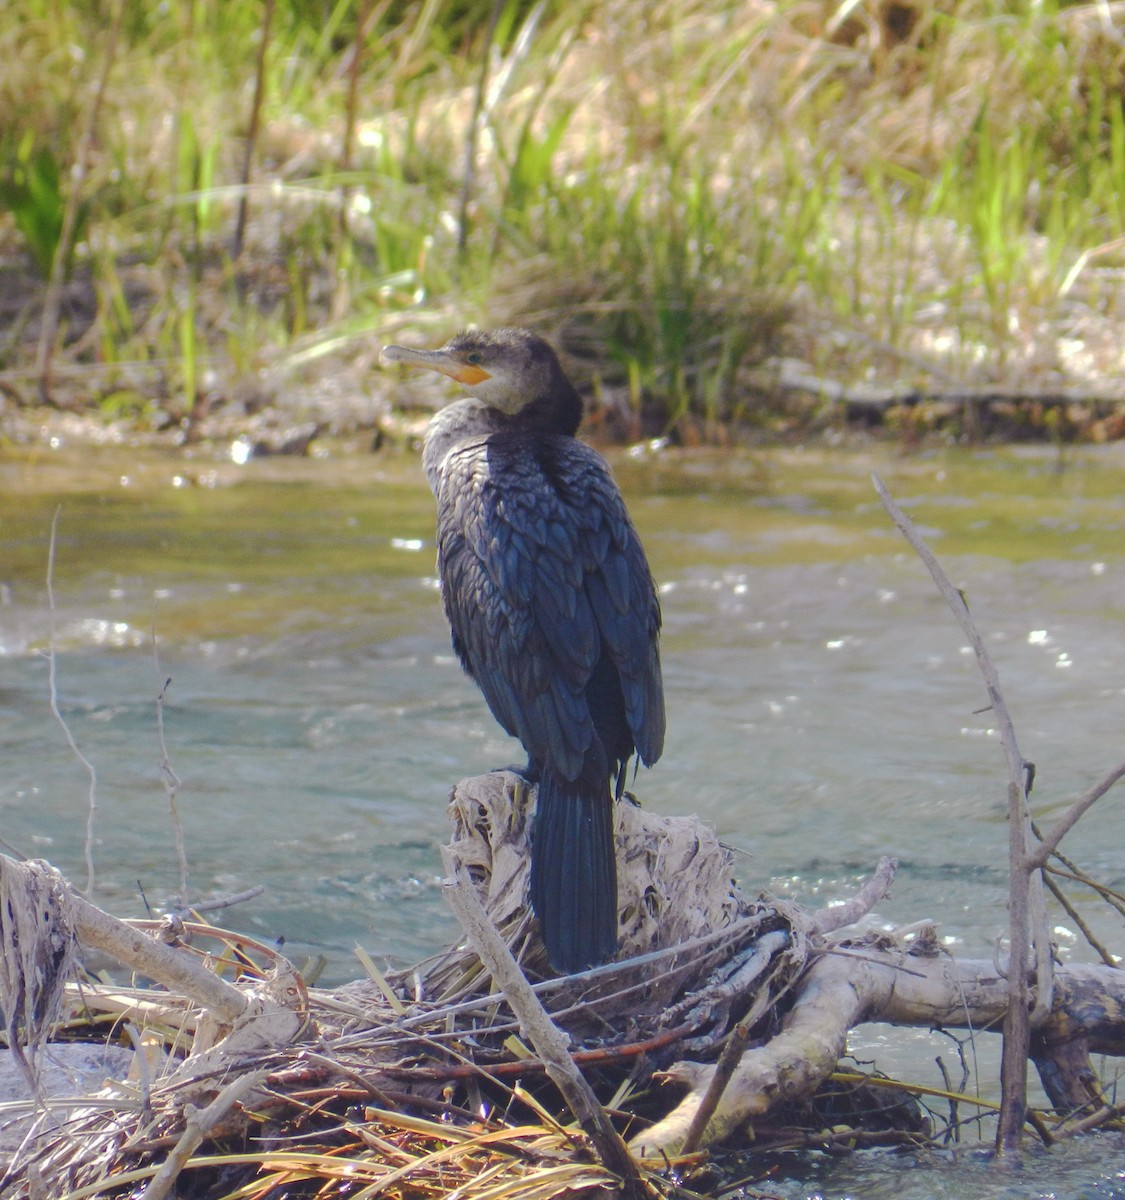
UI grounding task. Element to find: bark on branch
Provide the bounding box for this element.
[631,946,1125,1156]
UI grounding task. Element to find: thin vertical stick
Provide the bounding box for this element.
[44,508,99,897]
[872,473,1038,1154]
[35,0,124,405]
[154,647,189,907]
[232,0,276,260]
[680,1021,750,1153]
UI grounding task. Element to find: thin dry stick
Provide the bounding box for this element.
[34,0,124,404]
[339,0,373,195]
[333,0,390,319]
[338,0,389,200]
[1035,826,1125,914]
[153,652,189,906]
[68,884,249,1024]
[1032,811,1125,964]
[369,911,768,1037]
[1028,877,1055,1028]
[440,851,652,1199]
[139,1068,270,1200]
[186,885,266,915]
[1044,861,1125,915]
[232,0,276,260]
[44,507,99,897]
[1052,1099,1125,1141]
[0,834,26,859]
[123,1021,156,1113]
[1030,761,1125,868]
[872,472,1044,1154]
[1042,873,1117,969]
[680,1021,750,1154]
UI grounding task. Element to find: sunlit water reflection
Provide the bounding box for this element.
[3,441,1125,1198]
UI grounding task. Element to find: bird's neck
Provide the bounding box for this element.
[422,385,583,491]
[518,383,583,436]
[421,399,501,490]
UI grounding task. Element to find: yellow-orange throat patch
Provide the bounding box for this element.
[452,365,491,385]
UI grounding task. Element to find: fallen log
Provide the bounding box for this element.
[632,941,1125,1155]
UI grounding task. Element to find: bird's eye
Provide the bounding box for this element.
[465,352,483,365]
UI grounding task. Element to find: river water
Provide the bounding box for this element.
[2,438,1124,1198]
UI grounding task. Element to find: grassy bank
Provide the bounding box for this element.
[2,0,1124,444]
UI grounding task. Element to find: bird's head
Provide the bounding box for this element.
[380,328,576,423]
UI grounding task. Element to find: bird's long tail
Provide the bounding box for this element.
[530,768,617,973]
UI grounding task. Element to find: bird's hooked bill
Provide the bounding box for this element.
[380,343,491,386]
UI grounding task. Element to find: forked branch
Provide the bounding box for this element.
[872,472,1041,1153]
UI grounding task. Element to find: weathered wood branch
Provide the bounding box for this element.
[441,850,650,1197]
[631,946,1125,1156]
[0,855,311,1045]
[809,856,898,935]
[1030,759,1125,868]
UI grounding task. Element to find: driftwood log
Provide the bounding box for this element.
[2,771,1125,1197]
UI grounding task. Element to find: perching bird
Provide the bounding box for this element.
[380,328,665,972]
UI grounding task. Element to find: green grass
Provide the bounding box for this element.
[1,0,1123,433]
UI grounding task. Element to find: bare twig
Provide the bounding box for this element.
[1051,1100,1125,1140]
[34,0,124,404]
[809,856,898,935]
[440,851,652,1198]
[0,834,27,859]
[339,0,376,191]
[1042,873,1118,969]
[44,507,99,897]
[870,474,1026,812]
[153,651,189,906]
[139,1069,270,1200]
[872,473,1044,1154]
[1029,761,1125,869]
[1047,864,1125,914]
[51,868,250,1023]
[183,885,266,915]
[679,1021,749,1154]
[333,0,390,319]
[357,911,768,1041]
[1028,875,1055,1029]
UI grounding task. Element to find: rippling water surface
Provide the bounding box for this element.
[3,439,1124,1198]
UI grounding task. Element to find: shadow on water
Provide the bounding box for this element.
[3,439,1125,1197]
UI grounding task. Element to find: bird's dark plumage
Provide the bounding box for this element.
[380,328,665,972]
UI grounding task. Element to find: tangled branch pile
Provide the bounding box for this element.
[3,771,1125,1199]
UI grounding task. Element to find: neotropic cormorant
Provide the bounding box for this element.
[380,328,665,973]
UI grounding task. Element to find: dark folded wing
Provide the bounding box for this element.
[435,434,664,780]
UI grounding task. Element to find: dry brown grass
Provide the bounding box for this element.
[2,1,1124,439]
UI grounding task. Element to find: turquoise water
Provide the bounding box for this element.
[2,438,1125,1197]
